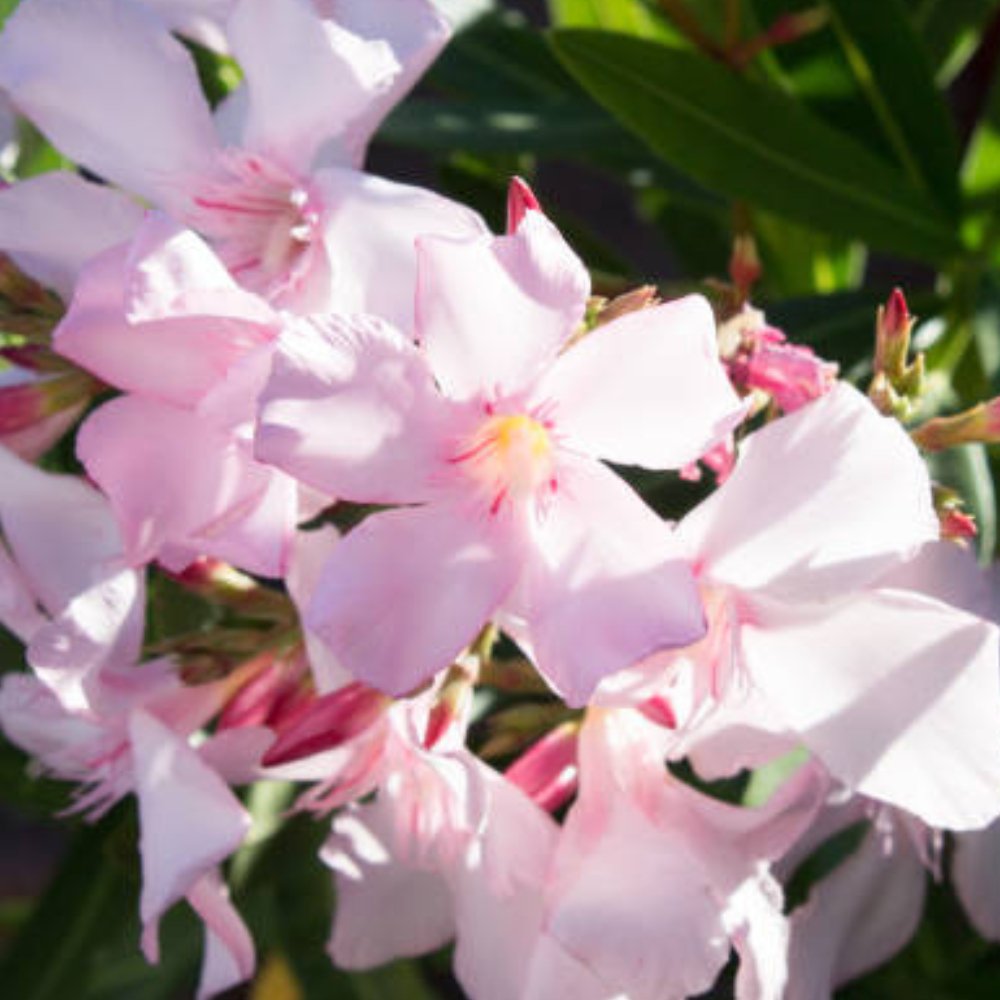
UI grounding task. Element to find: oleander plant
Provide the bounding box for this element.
[0,1,999,998]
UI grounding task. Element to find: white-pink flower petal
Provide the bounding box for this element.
[743,590,1000,830]
[415,210,589,401]
[131,709,251,964]
[0,0,219,207]
[315,167,487,330]
[307,504,520,695]
[515,457,704,707]
[256,313,453,504]
[541,295,744,468]
[77,395,291,577]
[678,383,937,601]
[0,172,143,299]
[228,0,399,173]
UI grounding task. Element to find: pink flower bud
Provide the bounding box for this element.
[506,176,541,234]
[0,370,95,433]
[728,234,761,297]
[505,721,579,813]
[423,664,475,749]
[744,337,838,413]
[940,508,977,541]
[875,287,914,380]
[261,681,391,767]
[639,694,678,729]
[911,397,1000,451]
[218,652,307,731]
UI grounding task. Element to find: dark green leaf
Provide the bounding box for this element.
[0,808,138,1000]
[380,99,638,154]
[550,30,961,262]
[913,0,999,81]
[826,0,961,216]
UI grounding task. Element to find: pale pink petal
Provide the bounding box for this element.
[122,212,275,327]
[315,167,487,330]
[546,790,734,999]
[256,313,453,503]
[541,296,744,468]
[1,401,88,463]
[160,463,298,579]
[319,0,451,166]
[137,0,234,53]
[744,590,1000,829]
[0,673,111,785]
[679,690,799,783]
[877,538,995,618]
[0,543,45,641]
[286,525,352,693]
[785,826,925,999]
[522,935,621,1000]
[307,504,519,696]
[515,457,704,707]
[323,801,456,968]
[195,726,274,785]
[953,818,1000,940]
[130,709,251,964]
[451,768,561,1000]
[55,217,276,409]
[726,876,790,1000]
[77,396,289,577]
[415,209,589,401]
[0,445,122,615]
[187,871,255,1000]
[0,172,143,298]
[677,383,937,601]
[545,711,819,999]
[0,0,219,206]
[228,0,399,173]
[28,567,146,710]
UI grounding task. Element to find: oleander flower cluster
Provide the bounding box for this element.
[0,2,998,998]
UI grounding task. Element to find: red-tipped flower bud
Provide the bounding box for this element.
[505,721,580,813]
[506,176,541,234]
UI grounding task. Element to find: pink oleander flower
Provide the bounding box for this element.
[0,0,483,320]
[317,694,602,1000]
[0,446,261,999]
[668,535,1000,996]
[643,384,1000,831]
[52,213,320,576]
[531,709,827,1000]
[257,183,745,705]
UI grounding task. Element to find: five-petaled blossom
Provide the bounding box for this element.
[257,183,745,704]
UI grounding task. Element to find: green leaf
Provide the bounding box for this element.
[0,0,20,28]
[427,11,575,103]
[380,99,636,154]
[826,0,961,216]
[548,0,683,43]
[753,209,865,296]
[12,120,71,179]
[0,808,139,1000]
[913,0,998,82]
[550,30,961,262]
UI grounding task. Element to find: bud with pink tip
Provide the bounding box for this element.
[911,397,1000,452]
[505,720,580,813]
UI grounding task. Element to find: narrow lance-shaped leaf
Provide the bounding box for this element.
[548,0,683,43]
[826,0,961,217]
[550,30,962,263]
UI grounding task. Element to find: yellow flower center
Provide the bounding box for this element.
[453,413,555,514]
